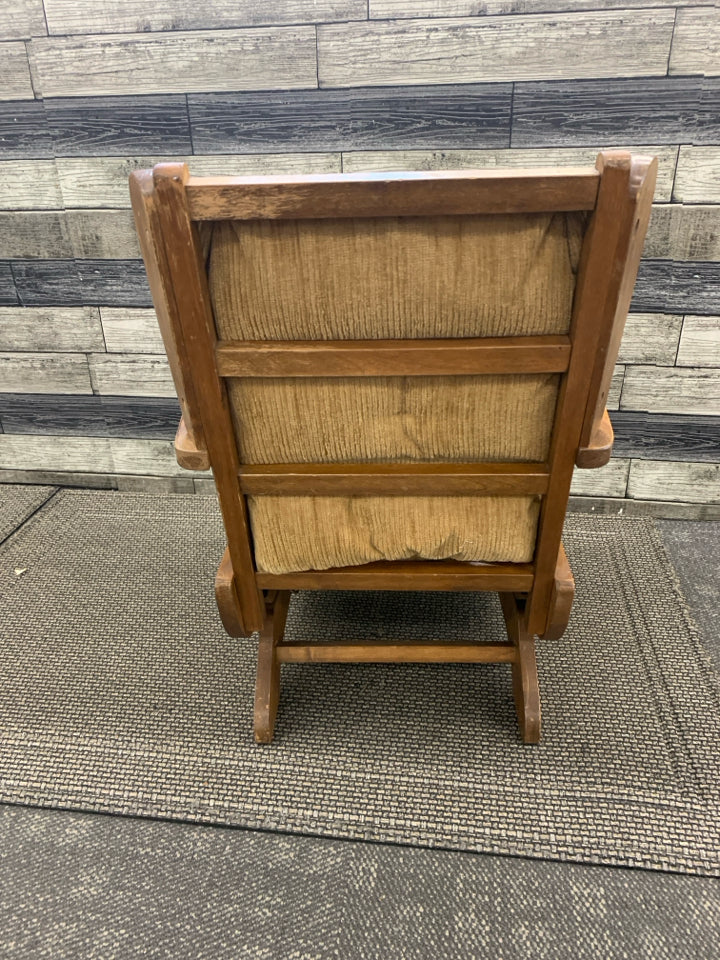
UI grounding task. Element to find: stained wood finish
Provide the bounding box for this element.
[0,101,53,160]
[214,546,246,637]
[254,590,290,743]
[175,417,211,471]
[539,544,575,642]
[276,642,516,664]
[576,409,614,469]
[500,593,541,744]
[239,462,549,497]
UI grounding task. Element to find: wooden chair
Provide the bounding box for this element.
[130,152,656,744]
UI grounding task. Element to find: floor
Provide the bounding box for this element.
[1,495,718,959]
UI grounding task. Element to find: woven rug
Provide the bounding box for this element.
[1,489,718,876]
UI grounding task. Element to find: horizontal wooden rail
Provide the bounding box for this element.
[276,642,517,664]
[256,559,535,592]
[186,169,600,220]
[239,462,549,496]
[216,336,571,378]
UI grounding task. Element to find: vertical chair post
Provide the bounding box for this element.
[255,591,291,743]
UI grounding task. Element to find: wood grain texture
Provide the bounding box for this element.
[0,393,180,438]
[12,259,151,307]
[57,154,340,208]
[674,147,720,203]
[371,0,714,15]
[670,7,720,77]
[88,354,174,397]
[645,205,720,262]
[317,11,675,87]
[342,145,678,201]
[607,366,625,412]
[677,316,720,368]
[0,306,103,352]
[0,212,71,259]
[0,1,46,40]
[512,77,706,147]
[65,210,140,259]
[0,42,34,102]
[188,85,512,153]
[0,262,17,304]
[109,438,205,477]
[45,96,192,157]
[566,494,720,520]
[617,313,682,366]
[44,0,365,34]
[0,352,92,395]
[621,366,720,416]
[32,28,318,98]
[611,411,720,462]
[99,307,164,354]
[0,100,53,159]
[569,458,630,498]
[0,160,62,209]
[628,459,720,504]
[632,261,720,315]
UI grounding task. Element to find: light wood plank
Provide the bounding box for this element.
[116,475,196,493]
[66,209,141,259]
[644,204,720,262]
[88,354,175,397]
[99,307,164,354]
[0,212,71,259]
[109,438,205,477]
[670,7,720,77]
[607,365,624,412]
[621,367,720,416]
[676,316,720,368]
[570,458,630,498]
[0,161,62,210]
[0,0,46,39]
[371,0,714,16]
[0,352,92,394]
[0,434,114,473]
[341,145,677,201]
[31,28,318,98]
[44,1,365,35]
[0,307,103,352]
[57,154,341,209]
[628,460,720,504]
[317,11,675,87]
[674,147,720,203]
[0,42,34,102]
[617,313,682,366]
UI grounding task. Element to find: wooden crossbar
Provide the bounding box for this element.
[275,642,517,664]
[215,336,571,378]
[239,462,549,496]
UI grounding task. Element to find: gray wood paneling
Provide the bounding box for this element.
[570,458,630,498]
[611,412,720,463]
[608,365,624,411]
[32,28,318,98]
[0,467,117,489]
[88,354,174,397]
[645,205,720,262]
[674,147,720,204]
[633,262,720,316]
[628,460,720,504]
[0,352,93,394]
[0,42,34,102]
[0,306,103,351]
[0,262,18,305]
[670,7,720,77]
[0,211,71,259]
[0,160,62,210]
[116,474,196,493]
[317,11,674,87]
[0,433,114,472]
[44,0,365,34]
[621,367,720,416]
[0,1,46,40]
[12,260,151,307]
[0,393,180,439]
[109,438,200,477]
[676,316,720,369]
[0,100,53,159]
[100,308,164,354]
[66,210,140,259]
[371,0,714,14]
[618,313,682,366]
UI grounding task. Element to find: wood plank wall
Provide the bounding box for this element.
[0,0,718,515]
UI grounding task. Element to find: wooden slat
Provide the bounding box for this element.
[66,210,140,260]
[99,307,165,354]
[611,411,720,463]
[187,169,599,220]
[11,259,151,307]
[628,460,720,505]
[256,559,534,592]
[0,393,180,439]
[276,642,516,664]
[0,160,62,210]
[674,146,720,203]
[0,306,103,352]
[216,336,571,378]
[0,212,71,259]
[239,462,549,496]
[621,366,720,416]
[633,261,720,315]
[88,354,174,398]
[0,352,93,395]
[570,458,630,498]
[0,42,34,102]
[0,0,46,40]
[676,316,720,368]
[618,313,682,366]
[669,7,720,77]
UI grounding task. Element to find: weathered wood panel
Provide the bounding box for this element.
[65,210,140,259]
[12,260,151,307]
[628,459,720,504]
[371,0,714,15]
[676,316,720,368]
[116,474,196,493]
[632,262,720,316]
[188,85,512,153]
[57,153,340,208]
[32,28,318,98]
[0,352,93,395]
[570,458,630,498]
[0,262,18,304]
[674,147,720,203]
[0,306,103,352]
[0,212,71,259]
[0,466,117,489]
[0,1,46,40]
[0,434,115,473]
[0,100,53,159]
[611,411,720,462]
[621,366,720,416]
[88,354,175,397]
[670,7,720,77]
[607,365,624,411]
[109,438,203,477]
[0,160,62,209]
[100,307,164,354]
[44,0,365,34]
[512,77,706,147]
[644,205,720,262]
[45,96,192,157]
[0,42,34,102]
[317,11,675,87]
[342,145,677,201]
[617,313,682,366]
[0,393,180,439]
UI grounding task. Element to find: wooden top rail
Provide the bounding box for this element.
[216,336,571,378]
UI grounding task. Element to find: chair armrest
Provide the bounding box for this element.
[575,408,614,469]
[175,416,211,471]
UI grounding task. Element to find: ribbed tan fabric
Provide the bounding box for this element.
[249,496,541,574]
[208,213,585,340]
[228,374,559,464]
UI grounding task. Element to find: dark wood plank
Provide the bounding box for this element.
[512,77,707,147]
[632,261,720,315]
[0,394,180,439]
[275,642,516,664]
[216,336,571,377]
[12,260,152,307]
[239,462,549,496]
[45,95,192,157]
[0,100,53,159]
[188,84,512,153]
[611,411,720,462]
[0,261,17,305]
[696,78,720,146]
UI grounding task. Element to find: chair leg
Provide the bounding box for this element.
[254,590,290,743]
[499,593,541,744]
[539,543,575,641]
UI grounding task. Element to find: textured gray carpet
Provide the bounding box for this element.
[0,484,55,544]
[1,490,719,876]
